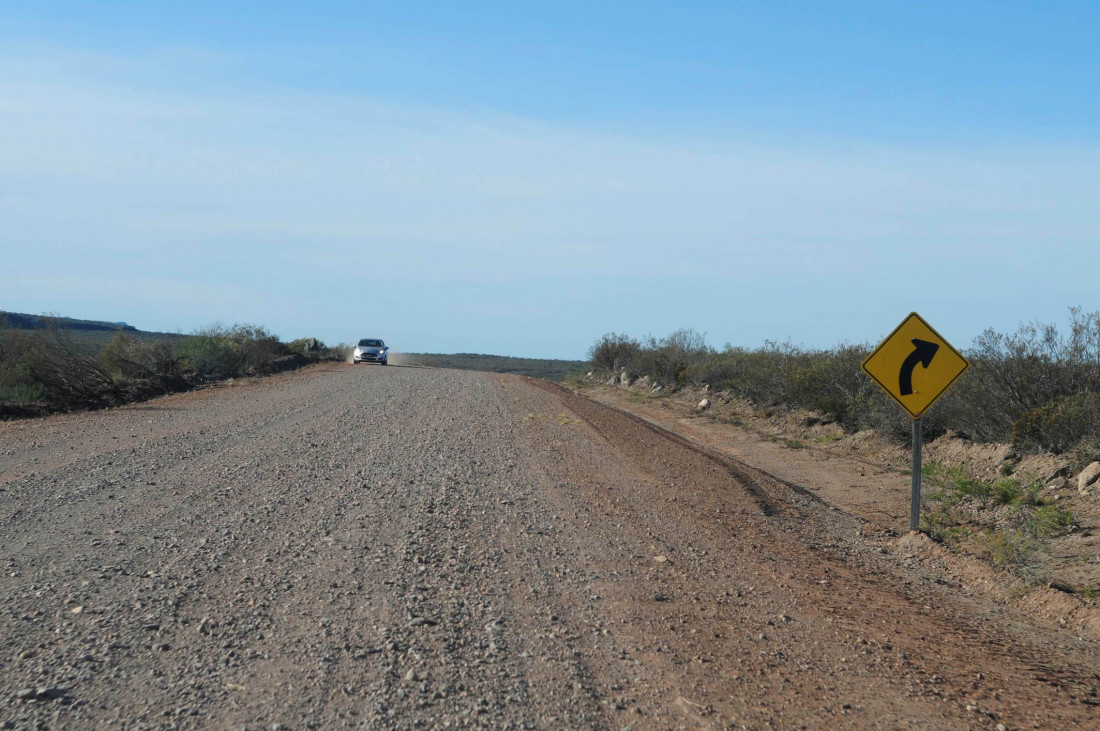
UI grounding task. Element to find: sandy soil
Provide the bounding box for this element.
[1,365,1098,728]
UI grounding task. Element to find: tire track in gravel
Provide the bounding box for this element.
[515,377,1100,729]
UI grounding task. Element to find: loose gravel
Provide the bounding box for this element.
[1,364,1098,728]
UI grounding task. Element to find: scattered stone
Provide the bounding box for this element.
[653,555,668,563]
[1077,462,1100,494]
[408,617,438,628]
[16,688,36,701]
[1047,477,1067,490]
[70,605,84,614]
[405,668,420,682]
[652,593,669,602]
[698,398,711,410]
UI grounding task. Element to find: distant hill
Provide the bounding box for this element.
[0,311,137,333]
[0,311,181,354]
[397,352,585,382]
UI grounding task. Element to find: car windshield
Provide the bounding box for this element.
[359,339,384,347]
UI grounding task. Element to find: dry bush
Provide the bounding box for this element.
[100,333,182,379]
[589,309,1100,448]
[942,308,1100,443]
[25,325,120,408]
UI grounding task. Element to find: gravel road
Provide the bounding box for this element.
[2,364,1098,729]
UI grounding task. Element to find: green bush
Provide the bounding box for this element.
[588,332,640,372]
[0,330,44,405]
[1012,392,1100,454]
[175,323,293,378]
[785,344,870,429]
[177,334,246,378]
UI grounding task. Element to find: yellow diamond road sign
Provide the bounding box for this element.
[861,312,970,419]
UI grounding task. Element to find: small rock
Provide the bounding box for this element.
[1078,462,1100,494]
[653,593,669,602]
[69,605,84,614]
[698,398,711,410]
[16,688,36,701]
[405,668,420,682]
[34,687,66,701]
[408,617,438,628]
[1046,477,1067,490]
[653,555,668,563]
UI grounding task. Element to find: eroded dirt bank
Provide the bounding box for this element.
[1,365,1097,728]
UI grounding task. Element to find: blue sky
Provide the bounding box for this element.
[3,1,1099,358]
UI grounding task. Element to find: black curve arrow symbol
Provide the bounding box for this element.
[899,339,939,396]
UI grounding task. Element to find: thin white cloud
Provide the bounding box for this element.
[3,49,1100,351]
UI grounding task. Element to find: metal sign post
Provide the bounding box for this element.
[861,312,969,533]
[910,417,923,532]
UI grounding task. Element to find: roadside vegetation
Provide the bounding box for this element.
[588,307,1100,468]
[920,462,1075,575]
[587,308,1100,585]
[0,314,346,417]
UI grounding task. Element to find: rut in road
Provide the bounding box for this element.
[0,364,1097,729]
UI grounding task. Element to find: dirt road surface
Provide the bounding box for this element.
[2,365,1098,729]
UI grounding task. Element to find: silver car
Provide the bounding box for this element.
[353,338,388,365]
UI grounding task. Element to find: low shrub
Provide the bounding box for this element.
[1012,392,1100,454]
[920,462,1074,571]
[24,326,120,408]
[588,307,1100,453]
[2,318,323,417]
[177,334,245,378]
[100,333,182,379]
[588,332,640,372]
[175,323,294,378]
